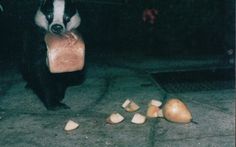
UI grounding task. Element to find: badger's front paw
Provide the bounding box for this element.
[46,102,70,111]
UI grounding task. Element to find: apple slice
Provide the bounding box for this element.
[125,101,140,112]
[64,120,79,131]
[131,113,146,124]
[148,99,162,107]
[157,109,164,117]
[106,112,124,124]
[122,99,140,112]
[122,99,131,108]
[146,105,160,118]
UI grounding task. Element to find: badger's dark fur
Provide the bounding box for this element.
[21,0,84,110]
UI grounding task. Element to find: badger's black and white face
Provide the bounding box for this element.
[35,0,81,34]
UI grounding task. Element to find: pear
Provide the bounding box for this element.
[163,98,192,123]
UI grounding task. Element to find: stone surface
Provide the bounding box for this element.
[0,55,235,147]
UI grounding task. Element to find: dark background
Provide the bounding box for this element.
[0,0,235,64]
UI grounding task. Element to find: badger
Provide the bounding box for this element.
[21,0,84,110]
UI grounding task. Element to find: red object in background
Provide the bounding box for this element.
[142,8,158,24]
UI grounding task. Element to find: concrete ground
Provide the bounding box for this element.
[0,53,235,147]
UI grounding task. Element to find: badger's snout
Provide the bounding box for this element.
[51,24,64,34]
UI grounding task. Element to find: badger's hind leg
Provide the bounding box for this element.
[41,82,70,110]
[30,64,70,110]
[51,81,70,110]
[37,82,70,110]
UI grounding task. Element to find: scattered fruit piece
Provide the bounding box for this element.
[163,98,192,123]
[125,101,140,112]
[122,99,131,108]
[131,113,146,124]
[146,105,160,118]
[148,99,162,107]
[157,109,164,117]
[106,112,124,124]
[64,120,79,131]
[122,99,140,112]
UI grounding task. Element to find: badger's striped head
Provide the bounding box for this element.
[35,0,81,34]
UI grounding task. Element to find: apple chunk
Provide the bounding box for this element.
[122,99,131,108]
[131,113,146,124]
[158,109,164,117]
[148,99,162,107]
[106,112,124,124]
[146,105,160,118]
[122,99,140,112]
[64,120,79,131]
